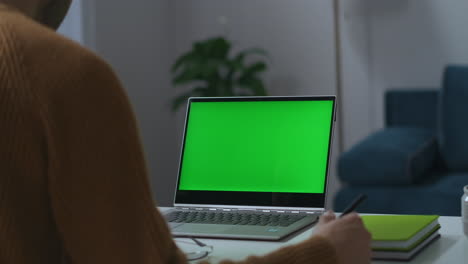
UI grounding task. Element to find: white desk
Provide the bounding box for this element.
[160,208,467,263]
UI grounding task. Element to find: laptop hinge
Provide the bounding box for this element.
[174,206,324,214]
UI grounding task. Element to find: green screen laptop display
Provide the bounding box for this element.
[178,98,334,194]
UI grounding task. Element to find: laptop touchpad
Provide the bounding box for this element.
[169,222,184,229]
[173,223,232,234]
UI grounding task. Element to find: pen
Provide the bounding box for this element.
[339,194,367,218]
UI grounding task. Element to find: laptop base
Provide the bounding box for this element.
[165,209,319,241]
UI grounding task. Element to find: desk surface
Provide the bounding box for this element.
[160,208,467,263]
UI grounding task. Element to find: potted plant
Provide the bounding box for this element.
[170,36,269,111]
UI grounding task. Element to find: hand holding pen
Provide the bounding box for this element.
[313,194,371,264]
[340,194,367,218]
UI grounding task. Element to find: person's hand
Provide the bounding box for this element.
[314,211,372,264]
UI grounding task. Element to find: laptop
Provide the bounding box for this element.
[164,96,337,241]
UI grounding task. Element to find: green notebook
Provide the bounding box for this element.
[361,215,440,251]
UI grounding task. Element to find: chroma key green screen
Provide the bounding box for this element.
[178,99,334,194]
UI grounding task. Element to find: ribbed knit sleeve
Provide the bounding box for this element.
[42,49,188,264]
[0,5,338,264]
[0,18,62,263]
[1,7,187,263]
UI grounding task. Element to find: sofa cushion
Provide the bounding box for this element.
[338,128,437,185]
[439,65,468,170]
[334,172,467,216]
[385,90,439,131]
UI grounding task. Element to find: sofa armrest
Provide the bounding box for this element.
[338,128,437,186]
[385,89,439,130]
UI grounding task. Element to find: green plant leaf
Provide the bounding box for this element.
[199,60,222,79]
[227,48,268,72]
[227,54,246,72]
[171,52,196,72]
[251,79,267,96]
[236,78,267,96]
[173,69,203,85]
[242,62,267,77]
[192,37,231,59]
[170,36,269,103]
[210,37,231,59]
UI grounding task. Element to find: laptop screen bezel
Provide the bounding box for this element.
[173,96,336,209]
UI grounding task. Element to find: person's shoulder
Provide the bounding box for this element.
[0,7,109,73]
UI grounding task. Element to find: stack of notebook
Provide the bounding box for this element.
[361,215,440,261]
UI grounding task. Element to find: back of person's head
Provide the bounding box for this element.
[1,0,71,29]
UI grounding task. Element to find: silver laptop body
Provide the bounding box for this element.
[164,96,337,241]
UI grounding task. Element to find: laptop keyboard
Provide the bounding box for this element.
[166,210,307,227]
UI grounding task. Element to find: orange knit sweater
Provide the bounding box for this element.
[0,4,337,264]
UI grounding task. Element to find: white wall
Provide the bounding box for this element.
[368,0,468,129]
[170,0,341,208]
[81,0,341,206]
[77,0,468,207]
[340,0,468,149]
[170,0,337,96]
[86,0,179,206]
[338,0,373,150]
[58,0,83,43]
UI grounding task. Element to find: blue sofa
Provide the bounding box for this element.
[334,65,468,216]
